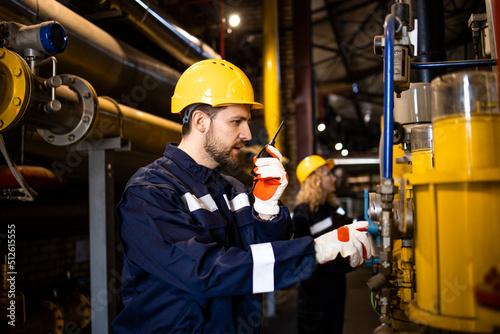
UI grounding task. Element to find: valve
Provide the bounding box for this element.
[0,21,67,57]
[373,2,413,96]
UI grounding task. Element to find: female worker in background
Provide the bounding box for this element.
[292,155,354,334]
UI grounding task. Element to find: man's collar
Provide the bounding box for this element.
[164,143,221,183]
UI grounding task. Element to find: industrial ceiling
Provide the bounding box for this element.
[67,0,487,156]
[0,0,488,160]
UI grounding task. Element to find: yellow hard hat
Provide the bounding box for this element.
[296,155,335,185]
[171,59,264,115]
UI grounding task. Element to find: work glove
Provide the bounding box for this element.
[252,145,288,215]
[314,220,373,267]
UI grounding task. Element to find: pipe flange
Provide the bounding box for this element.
[0,48,32,132]
[37,74,98,146]
[368,192,382,222]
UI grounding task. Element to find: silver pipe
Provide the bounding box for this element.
[110,0,220,66]
[0,0,183,120]
[17,72,182,153]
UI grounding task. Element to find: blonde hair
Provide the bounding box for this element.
[295,169,337,213]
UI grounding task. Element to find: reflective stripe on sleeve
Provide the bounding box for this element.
[229,193,250,212]
[250,243,275,294]
[309,216,333,235]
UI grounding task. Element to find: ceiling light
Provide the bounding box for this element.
[341,149,349,156]
[317,123,326,132]
[352,83,359,93]
[364,113,371,123]
[229,14,240,27]
[335,142,343,150]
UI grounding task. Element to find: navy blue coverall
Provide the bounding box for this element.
[111,143,317,333]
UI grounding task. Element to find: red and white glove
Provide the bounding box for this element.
[252,145,288,215]
[314,220,373,267]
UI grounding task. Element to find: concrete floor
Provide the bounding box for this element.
[261,266,380,334]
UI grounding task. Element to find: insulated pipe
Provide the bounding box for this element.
[262,0,282,151]
[35,82,183,153]
[0,0,182,120]
[0,49,182,155]
[109,0,220,66]
[96,97,182,154]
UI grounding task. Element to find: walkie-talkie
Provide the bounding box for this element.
[255,121,284,158]
[251,121,285,179]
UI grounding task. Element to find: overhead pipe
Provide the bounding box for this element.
[0,75,181,197]
[0,45,182,154]
[95,96,182,154]
[262,0,282,151]
[0,49,181,193]
[0,0,184,120]
[109,0,220,65]
[0,73,182,154]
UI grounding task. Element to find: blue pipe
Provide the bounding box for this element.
[411,59,497,69]
[382,15,396,180]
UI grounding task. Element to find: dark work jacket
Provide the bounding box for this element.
[293,202,353,275]
[292,202,354,334]
[111,143,316,334]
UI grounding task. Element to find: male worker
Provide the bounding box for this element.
[111,59,373,333]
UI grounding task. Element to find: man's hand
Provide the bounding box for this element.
[314,221,373,267]
[252,145,288,216]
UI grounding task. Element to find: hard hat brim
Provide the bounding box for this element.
[326,159,335,170]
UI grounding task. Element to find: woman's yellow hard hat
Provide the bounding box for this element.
[296,155,335,185]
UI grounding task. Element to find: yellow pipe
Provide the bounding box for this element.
[0,47,31,132]
[96,97,181,155]
[262,0,282,151]
[0,48,182,155]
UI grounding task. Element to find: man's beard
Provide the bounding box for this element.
[204,125,241,170]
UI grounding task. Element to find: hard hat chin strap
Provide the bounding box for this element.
[182,104,203,125]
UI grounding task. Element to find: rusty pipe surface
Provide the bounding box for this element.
[0,0,182,120]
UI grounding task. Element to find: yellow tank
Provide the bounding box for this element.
[408,72,500,332]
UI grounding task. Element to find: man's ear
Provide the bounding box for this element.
[192,110,209,133]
